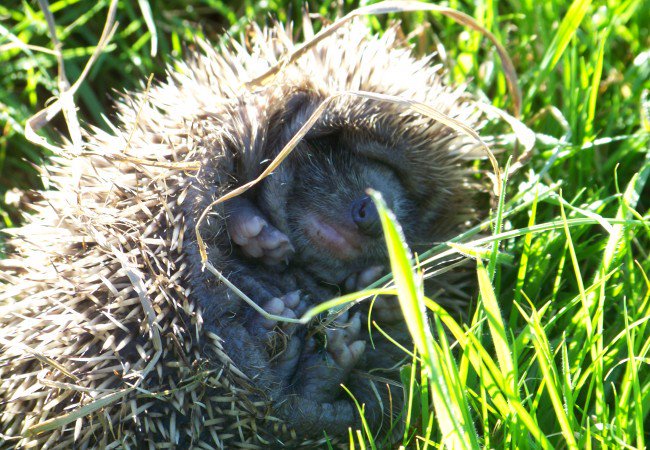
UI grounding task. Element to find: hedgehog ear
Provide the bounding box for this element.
[271,91,324,144]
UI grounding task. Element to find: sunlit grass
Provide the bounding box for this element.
[1,0,648,448]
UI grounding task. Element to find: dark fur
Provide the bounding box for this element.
[180,85,473,440]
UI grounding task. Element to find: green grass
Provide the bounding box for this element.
[1,0,649,448]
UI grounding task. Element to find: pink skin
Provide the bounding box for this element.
[226,198,295,265]
[303,213,362,259]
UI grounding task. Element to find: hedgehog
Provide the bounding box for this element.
[0,16,490,449]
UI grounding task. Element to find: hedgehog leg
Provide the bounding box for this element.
[277,368,405,443]
[274,315,367,437]
[340,371,406,443]
[225,196,294,265]
[276,310,400,443]
[345,319,410,442]
[204,321,284,398]
[274,396,358,440]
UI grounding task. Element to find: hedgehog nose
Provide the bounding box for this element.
[351,196,382,237]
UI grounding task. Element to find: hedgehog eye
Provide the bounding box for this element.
[356,141,404,173]
[371,157,396,172]
[365,156,403,182]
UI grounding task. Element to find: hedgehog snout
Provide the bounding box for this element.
[350,195,382,238]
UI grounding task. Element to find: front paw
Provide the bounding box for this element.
[226,197,295,265]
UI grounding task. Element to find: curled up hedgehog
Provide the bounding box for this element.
[0,9,517,450]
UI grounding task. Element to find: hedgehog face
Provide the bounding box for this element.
[216,91,470,287]
[256,130,431,284]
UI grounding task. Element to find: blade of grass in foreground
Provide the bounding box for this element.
[477,259,516,396]
[424,297,553,450]
[599,166,649,443]
[369,190,479,449]
[516,301,579,449]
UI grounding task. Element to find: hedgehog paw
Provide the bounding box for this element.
[343,265,384,293]
[324,311,365,370]
[343,266,403,324]
[226,197,294,265]
[295,311,365,402]
[371,295,403,324]
[250,290,306,339]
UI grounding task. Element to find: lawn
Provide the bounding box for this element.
[1,0,648,448]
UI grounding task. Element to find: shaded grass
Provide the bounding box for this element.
[1,0,649,448]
